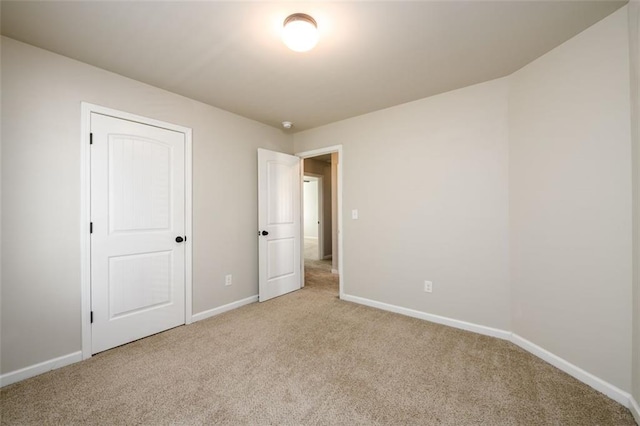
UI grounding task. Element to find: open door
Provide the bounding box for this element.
[258,148,302,301]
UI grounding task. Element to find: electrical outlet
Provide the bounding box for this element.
[424,280,433,293]
[225,274,232,286]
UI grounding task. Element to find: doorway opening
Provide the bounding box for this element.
[297,146,343,298]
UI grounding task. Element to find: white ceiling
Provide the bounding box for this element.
[1,1,627,132]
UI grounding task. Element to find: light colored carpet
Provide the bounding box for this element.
[305,257,332,273]
[304,237,320,260]
[1,265,635,425]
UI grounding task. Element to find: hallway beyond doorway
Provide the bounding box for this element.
[304,257,338,296]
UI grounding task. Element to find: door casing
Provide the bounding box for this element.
[303,173,324,262]
[80,102,193,360]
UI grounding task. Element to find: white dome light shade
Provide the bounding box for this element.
[282,13,318,52]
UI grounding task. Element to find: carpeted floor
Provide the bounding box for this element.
[305,257,333,273]
[1,263,635,425]
[304,237,320,260]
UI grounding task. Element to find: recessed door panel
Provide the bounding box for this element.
[109,136,172,233]
[109,251,172,318]
[267,238,295,281]
[267,161,294,225]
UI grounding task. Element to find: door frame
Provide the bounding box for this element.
[303,173,324,261]
[296,145,344,298]
[80,102,193,360]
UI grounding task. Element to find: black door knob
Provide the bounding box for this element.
[175,236,184,243]
[261,230,269,236]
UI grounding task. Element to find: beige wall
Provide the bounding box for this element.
[509,8,632,391]
[0,37,291,374]
[294,6,634,394]
[304,158,332,258]
[294,78,511,331]
[630,0,640,404]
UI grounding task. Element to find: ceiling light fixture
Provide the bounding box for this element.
[282,13,318,52]
[282,121,293,129]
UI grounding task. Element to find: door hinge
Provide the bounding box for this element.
[90,222,93,233]
[90,311,94,323]
[89,133,93,144]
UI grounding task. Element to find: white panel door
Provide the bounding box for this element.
[91,113,186,354]
[258,149,301,301]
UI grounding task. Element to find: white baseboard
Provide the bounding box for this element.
[191,295,258,323]
[510,334,630,407]
[341,293,511,340]
[2,293,637,420]
[2,297,258,387]
[341,293,637,413]
[629,395,640,424]
[0,351,82,387]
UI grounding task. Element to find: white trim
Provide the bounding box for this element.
[303,172,324,272]
[184,128,193,325]
[303,172,324,260]
[342,293,511,340]
[630,395,640,424]
[80,105,92,360]
[80,102,193,358]
[510,334,631,407]
[342,293,637,411]
[191,295,258,323]
[1,294,253,387]
[297,146,342,159]
[299,159,305,289]
[0,351,82,387]
[1,297,636,415]
[296,145,344,298]
[82,103,194,133]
